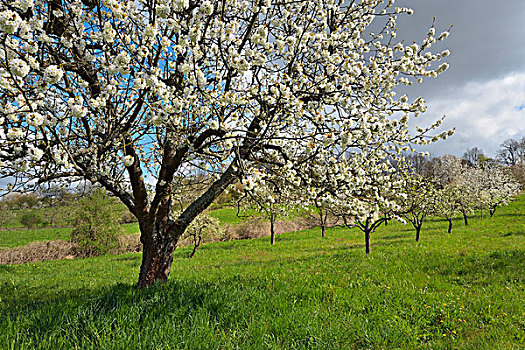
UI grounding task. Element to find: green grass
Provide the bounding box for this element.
[121,222,140,235]
[209,207,259,225]
[0,223,141,250]
[0,226,72,249]
[0,195,524,349]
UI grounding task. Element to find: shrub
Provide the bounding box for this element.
[19,211,42,228]
[70,190,122,256]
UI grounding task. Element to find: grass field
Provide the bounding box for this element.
[209,207,258,225]
[0,195,523,349]
[0,223,140,250]
[0,226,72,249]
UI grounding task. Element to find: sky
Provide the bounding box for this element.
[395,0,525,158]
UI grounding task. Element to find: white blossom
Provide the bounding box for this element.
[9,58,30,77]
[43,65,63,84]
[122,155,134,167]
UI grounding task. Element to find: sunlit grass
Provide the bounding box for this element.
[0,194,523,349]
[0,226,71,249]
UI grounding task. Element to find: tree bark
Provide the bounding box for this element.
[321,225,326,238]
[415,226,421,242]
[489,207,496,217]
[447,218,453,234]
[462,211,468,226]
[137,221,177,287]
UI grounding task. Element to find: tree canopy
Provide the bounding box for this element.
[0,0,451,285]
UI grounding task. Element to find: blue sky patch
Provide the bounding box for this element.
[515,103,525,111]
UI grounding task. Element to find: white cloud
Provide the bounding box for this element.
[415,72,525,157]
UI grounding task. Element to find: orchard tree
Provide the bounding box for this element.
[298,156,339,238]
[0,0,451,285]
[178,210,223,258]
[241,170,291,245]
[306,151,411,254]
[427,155,475,226]
[475,164,521,217]
[397,171,437,242]
[433,185,460,234]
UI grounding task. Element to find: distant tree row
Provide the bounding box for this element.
[461,136,525,185]
[241,152,521,254]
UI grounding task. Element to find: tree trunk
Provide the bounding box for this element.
[480,210,483,220]
[270,213,276,245]
[489,207,496,217]
[462,211,468,226]
[447,218,453,234]
[132,162,237,287]
[137,221,178,287]
[365,230,371,254]
[415,226,421,242]
[317,204,327,238]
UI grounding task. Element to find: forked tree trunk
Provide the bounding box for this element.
[447,218,453,234]
[489,207,496,217]
[189,233,202,258]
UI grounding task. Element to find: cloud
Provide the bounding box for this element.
[416,72,525,157]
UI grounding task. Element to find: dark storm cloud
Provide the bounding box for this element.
[397,0,525,98]
[392,0,525,157]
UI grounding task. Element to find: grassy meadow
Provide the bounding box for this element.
[0,195,524,349]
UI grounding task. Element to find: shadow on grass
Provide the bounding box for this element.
[420,249,525,284]
[493,213,525,219]
[379,233,411,240]
[0,271,342,349]
[500,230,524,237]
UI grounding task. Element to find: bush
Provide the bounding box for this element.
[19,211,42,228]
[70,190,122,256]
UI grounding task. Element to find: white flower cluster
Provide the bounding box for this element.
[431,156,521,219]
[0,10,22,34]
[44,65,63,84]
[10,58,30,77]
[27,112,45,126]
